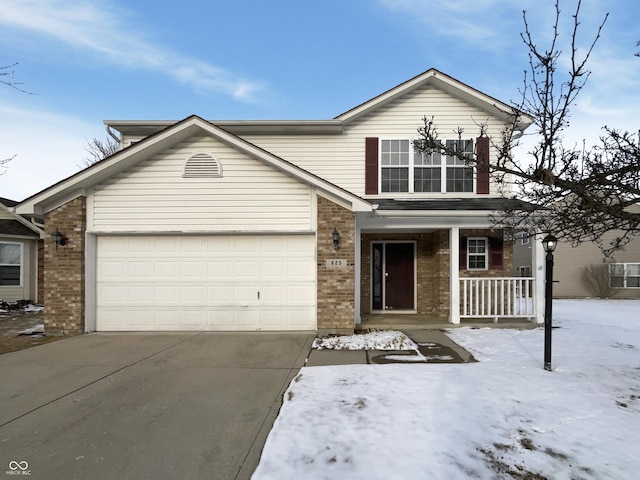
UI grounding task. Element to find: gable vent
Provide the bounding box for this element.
[183,153,222,178]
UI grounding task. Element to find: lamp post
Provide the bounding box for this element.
[542,234,558,371]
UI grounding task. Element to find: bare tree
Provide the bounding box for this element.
[1,62,32,174]
[82,135,120,168]
[415,0,639,256]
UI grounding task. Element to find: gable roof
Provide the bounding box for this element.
[0,202,43,238]
[335,68,532,130]
[106,69,531,139]
[16,115,371,216]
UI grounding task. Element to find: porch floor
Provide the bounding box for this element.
[358,314,539,331]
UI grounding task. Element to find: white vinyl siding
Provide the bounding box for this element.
[96,235,316,331]
[90,136,312,233]
[243,83,506,197]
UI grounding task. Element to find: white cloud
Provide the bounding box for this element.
[0,0,264,102]
[377,0,523,46]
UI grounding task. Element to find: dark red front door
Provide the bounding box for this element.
[384,243,415,310]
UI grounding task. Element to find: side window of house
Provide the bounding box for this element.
[0,242,22,286]
[609,263,640,288]
[380,139,474,194]
[467,237,488,270]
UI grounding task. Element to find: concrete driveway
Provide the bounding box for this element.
[0,332,314,480]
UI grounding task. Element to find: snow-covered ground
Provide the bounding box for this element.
[253,300,640,479]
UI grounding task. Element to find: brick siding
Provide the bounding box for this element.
[43,196,86,335]
[316,195,355,333]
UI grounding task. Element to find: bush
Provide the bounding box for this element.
[581,263,616,298]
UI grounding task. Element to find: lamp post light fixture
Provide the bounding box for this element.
[542,233,558,371]
[50,229,67,250]
[332,228,341,251]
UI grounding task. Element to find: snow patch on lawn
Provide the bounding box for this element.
[254,300,640,480]
[312,330,418,351]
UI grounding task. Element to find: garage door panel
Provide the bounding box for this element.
[96,235,316,331]
[208,261,232,278]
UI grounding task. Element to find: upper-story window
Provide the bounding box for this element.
[380,139,474,193]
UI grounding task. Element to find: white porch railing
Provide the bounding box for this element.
[460,277,536,319]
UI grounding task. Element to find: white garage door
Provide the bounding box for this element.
[96,235,316,331]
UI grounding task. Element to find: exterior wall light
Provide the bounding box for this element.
[50,229,67,249]
[332,228,341,251]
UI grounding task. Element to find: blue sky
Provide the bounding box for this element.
[1,0,638,201]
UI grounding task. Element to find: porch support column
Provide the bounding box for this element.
[449,227,460,324]
[533,232,545,324]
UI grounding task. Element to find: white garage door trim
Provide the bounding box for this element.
[95,234,316,331]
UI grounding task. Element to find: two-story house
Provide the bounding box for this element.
[17,69,544,335]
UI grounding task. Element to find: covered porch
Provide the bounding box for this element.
[353,199,545,329]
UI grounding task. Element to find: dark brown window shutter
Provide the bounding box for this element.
[365,137,379,194]
[459,237,467,270]
[476,136,490,194]
[489,237,503,269]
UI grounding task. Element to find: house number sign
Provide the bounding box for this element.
[326,259,347,268]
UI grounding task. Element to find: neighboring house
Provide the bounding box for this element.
[514,227,640,299]
[17,69,545,335]
[0,197,44,303]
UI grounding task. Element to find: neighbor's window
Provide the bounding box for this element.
[609,263,640,288]
[518,266,532,277]
[0,242,22,286]
[467,237,488,270]
[381,139,474,193]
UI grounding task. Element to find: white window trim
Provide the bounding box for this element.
[609,263,640,288]
[521,231,530,245]
[378,138,476,194]
[0,241,24,287]
[467,237,488,271]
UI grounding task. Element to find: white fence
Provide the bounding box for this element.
[460,277,536,319]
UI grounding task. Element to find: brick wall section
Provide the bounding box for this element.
[316,195,355,333]
[44,196,86,335]
[37,239,44,304]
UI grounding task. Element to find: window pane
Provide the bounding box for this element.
[446,167,474,192]
[445,139,473,165]
[0,266,20,285]
[414,167,441,192]
[609,264,624,276]
[627,264,640,276]
[627,276,640,288]
[381,168,408,192]
[0,243,20,265]
[610,276,624,287]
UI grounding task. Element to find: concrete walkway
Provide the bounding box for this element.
[0,332,314,480]
[306,329,476,366]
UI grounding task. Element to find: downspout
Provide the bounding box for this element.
[106,125,121,147]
